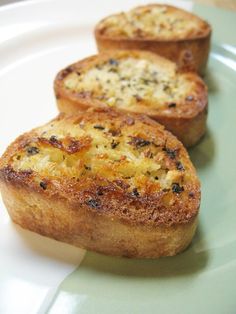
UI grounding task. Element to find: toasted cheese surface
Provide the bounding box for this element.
[0,109,200,225]
[61,52,199,115]
[11,113,187,190]
[97,5,209,40]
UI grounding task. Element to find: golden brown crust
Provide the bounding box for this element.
[0,182,198,258]
[95,4,212,74]
[0,108,200,257]
[54,50,208,147]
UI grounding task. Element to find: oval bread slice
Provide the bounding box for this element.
[0,108,200,258]
[54,50,208,147]
[95,4,211,74]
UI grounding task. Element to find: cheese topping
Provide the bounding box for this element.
[12,114,186,194]
[64,57,194,111]
[98,5,208,40]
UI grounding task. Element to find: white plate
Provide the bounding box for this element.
[0,1,236,313]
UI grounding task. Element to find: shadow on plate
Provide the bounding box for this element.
[78,223,209,279]
[13,223,85,265]
[188,128,215,170]
[203,67,219,94]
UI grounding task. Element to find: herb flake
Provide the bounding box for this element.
[26,146,40,156]
[129,137,151,148]
[86,199,100,208]
[172,183,184,194]
[176,161,184,171]
[163,148,177,159]
[39,181,47,190]
[132,188,140,197]
[111,140,120,149]
[93,125,105,130]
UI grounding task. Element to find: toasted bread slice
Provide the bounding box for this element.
[54,50,208,147]
[0,108,200,258]
[95,4,211,74]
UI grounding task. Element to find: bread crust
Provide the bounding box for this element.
[0,109,200,258]
[95,4,211,74]
[54,50,208,147]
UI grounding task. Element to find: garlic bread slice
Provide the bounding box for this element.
[0,108,200,258]
[95,4,211,74]
[54,50,208,147]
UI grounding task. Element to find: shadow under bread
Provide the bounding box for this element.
[188,128,215,169]
[73,223,208,279]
